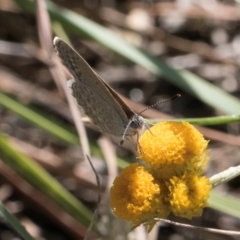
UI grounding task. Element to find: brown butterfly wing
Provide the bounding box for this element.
[53,37,134,136]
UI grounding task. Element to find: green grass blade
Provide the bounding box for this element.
[209,191,240,218]
[0,92,79,145]
[14,0,240,115]
[0,133,92,226]
[0,202,35,240]
[150,115,240,125]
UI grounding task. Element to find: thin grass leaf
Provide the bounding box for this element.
[0,92,79,145]
[209,191,240,219]
[0,133,92,226]
[0,202,35,240]
[150,115,240,125]
[14,0,240,115]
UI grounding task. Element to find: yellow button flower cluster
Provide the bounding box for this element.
[110,121,212,231]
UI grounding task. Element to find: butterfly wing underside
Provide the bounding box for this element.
[53,37,136,137]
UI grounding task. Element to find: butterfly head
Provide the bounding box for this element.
[120,115,146,145]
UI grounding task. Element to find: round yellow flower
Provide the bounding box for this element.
[167,173,212,219]
[138,121,209,179]
[110,163,170,227]
[111,121,211,231]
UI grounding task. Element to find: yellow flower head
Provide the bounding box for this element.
[110,163,170,227]
[138,121,209,179]
[110,121,211,231]
[167,173,212,219]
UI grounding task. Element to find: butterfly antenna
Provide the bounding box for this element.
[137,94,181,115]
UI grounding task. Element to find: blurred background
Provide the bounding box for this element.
[0,0,240,239]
